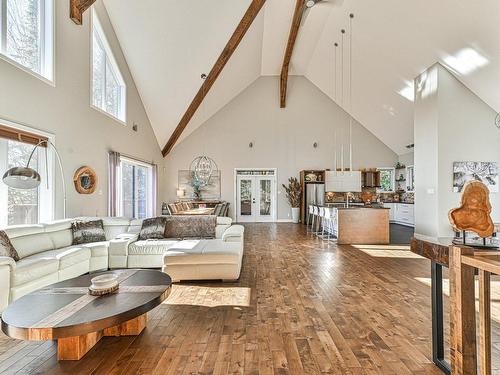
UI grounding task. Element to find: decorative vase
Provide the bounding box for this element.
[291,207,300,223]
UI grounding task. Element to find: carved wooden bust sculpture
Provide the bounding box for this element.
[448,180,494,238]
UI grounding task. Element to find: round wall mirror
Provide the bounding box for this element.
[73,166,97,194]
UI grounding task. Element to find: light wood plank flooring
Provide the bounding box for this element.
[0,223,472,374]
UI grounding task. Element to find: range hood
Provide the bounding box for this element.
[325,171,362,192]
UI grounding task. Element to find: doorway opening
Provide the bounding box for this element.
[234,169,277,223]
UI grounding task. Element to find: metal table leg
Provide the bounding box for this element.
[431,261,451,374]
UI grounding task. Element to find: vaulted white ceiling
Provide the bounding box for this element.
[103,0,500,155]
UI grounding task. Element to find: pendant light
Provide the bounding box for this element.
[190,73,218,186]
[348,14,354,174]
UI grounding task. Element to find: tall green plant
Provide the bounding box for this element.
[282,177,302,208]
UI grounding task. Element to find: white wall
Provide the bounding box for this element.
[399,152,414,166]
[0,1,164,219]
[165,76,398,220]
[415,63,500,237]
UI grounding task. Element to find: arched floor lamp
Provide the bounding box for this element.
[2,140,67,219]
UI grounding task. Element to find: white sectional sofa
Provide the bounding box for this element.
[0,216,244,313]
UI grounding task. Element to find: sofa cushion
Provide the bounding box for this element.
[0,231,19,261]
[8,232,54,259]
[27,247,91,270]
[164,216,216,239]
[71,220,106,245]
[216,217,232,226]
[81,241,109,258]
[164,240,242,265]
[44,219,73,249]
[139,217,167,240]
[128,239,180,255]
[13,257,59,286]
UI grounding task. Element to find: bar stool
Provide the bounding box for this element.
[316,206,325,236]
[311,205,319,234]
[322,207,332,240]
[307,205,314,231]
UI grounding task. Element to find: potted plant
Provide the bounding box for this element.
[282,177,302,223]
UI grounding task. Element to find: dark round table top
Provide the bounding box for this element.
[1,269,172,340]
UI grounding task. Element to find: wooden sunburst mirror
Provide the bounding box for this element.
[448,180,494,238]
[73,166,98,194]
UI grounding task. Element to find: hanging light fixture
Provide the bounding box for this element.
[190,155,218,186]
[189,73,219,186]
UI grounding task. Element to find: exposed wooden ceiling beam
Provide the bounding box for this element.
[280,0,305,108]
[70,0,97,25]
[162,0,266,157]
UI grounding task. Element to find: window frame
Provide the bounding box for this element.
[90,8,127,125]
[118,156,154,219]
[0,0,55,85]
[377,167,396,193]
[0,117,55,227]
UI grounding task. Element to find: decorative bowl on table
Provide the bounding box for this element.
[89,274,119,296]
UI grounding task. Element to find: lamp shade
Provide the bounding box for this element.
[176,188,185,198]
[2,167,41,189]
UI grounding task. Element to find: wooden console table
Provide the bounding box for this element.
[411,235,500,374]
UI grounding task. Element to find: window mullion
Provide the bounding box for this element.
[0,0,7,52]
[39,0,45,75]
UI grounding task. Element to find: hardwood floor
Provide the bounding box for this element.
[0,223,452,374]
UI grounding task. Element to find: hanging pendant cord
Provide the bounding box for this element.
[341,29,345,108]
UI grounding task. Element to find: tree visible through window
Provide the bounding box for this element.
[0,0,53,80]
[91,9,126,122]
[120,158,153,219]
[378,168,395,192]
[7,140,38,225]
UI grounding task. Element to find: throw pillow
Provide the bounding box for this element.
[72,220,106,245]
[0,231,19,261]
[164,216,217,239]
[139,217,167,240]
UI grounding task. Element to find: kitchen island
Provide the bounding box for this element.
[335,207,390,245]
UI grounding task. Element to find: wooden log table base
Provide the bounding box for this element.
[57,313,147,360]
[1,270,172,362]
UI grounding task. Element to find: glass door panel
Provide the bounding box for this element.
[237,177,254,222]
[255,177,275,222]
[259,179,271,216]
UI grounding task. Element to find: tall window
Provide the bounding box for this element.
[0,0,54,81]
[119,157,154,219]
[0,121,54,227]
[91,9,126,123]
[377,167,395,192]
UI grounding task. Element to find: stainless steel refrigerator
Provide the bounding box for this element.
[305,183,325,208]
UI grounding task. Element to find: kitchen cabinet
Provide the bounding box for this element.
[383,202,414,227]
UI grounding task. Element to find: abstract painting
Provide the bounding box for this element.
[178,170,221,199]
[453,162,498,193]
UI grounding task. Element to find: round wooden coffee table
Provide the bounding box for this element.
[1,269,171,360]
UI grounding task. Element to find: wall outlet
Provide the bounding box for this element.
[427,188,435,194]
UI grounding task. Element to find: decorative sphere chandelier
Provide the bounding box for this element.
[190,156,218,186]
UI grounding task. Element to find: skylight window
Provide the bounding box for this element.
[0,0,54,82]
[91,9,126,123]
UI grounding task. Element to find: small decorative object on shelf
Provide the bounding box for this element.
[395,162,406,169]
[88,273,119,296]
[449,180,498,248]
[305,173,317,182]
[282,177,302,223]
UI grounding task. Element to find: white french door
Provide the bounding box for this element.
[236,169,277,223]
